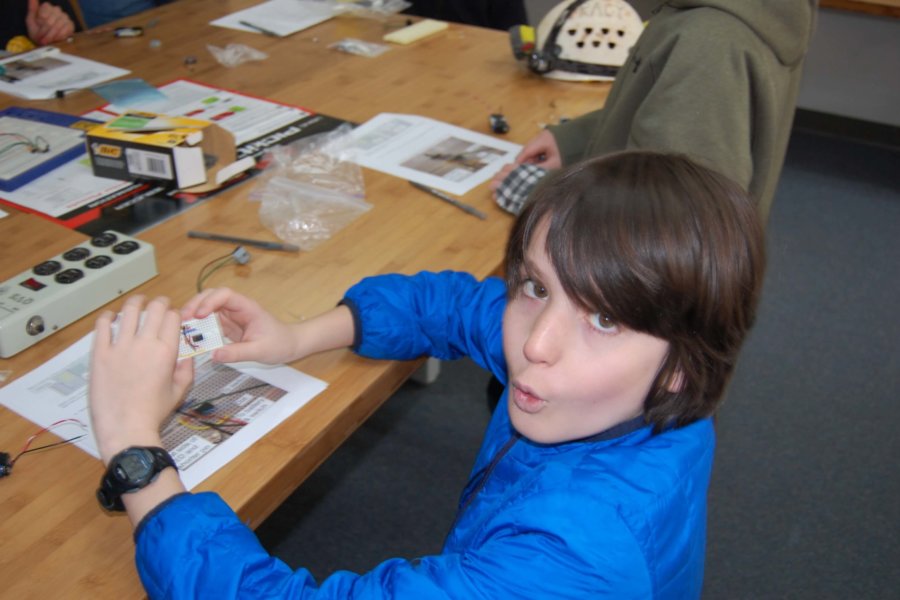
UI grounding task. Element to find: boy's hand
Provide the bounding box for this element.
[25,0,75,46]
[514,129,562,169]
[182,288,301,365]
[89,296,194,465]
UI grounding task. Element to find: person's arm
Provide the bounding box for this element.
[546,108,606,166]
[89,296,193,526]
[134,485,651,598]
[90,291,355,526]
[341,271,507,380]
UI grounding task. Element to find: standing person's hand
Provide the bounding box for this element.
[25,0,75,45]
[513,129,563,169]
[490,129,562,192]
[89,296,194,465]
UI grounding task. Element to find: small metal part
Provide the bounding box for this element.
[26,316,45,336]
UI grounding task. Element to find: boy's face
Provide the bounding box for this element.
[502,222,670,444]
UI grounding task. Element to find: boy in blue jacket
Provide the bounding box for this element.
[88,151,765,599]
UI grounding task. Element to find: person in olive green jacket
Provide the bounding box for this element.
[491,0,817,222]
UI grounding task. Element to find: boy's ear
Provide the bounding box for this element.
[665,367,685,393]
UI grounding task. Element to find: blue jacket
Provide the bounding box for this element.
[135,272,713,599]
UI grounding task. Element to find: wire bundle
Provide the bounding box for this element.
[0,132,50,157]
[1,418,86,477]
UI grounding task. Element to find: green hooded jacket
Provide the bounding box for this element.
[549,0,817,220]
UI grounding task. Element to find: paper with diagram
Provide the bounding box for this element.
[0,331,327,490]
[344,113,522,196]
[0,46,129,100]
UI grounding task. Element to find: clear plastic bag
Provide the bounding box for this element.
[251,124,371,251]
[329,38,391,57]
[206,43,268,68]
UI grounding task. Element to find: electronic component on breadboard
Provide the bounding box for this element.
[178,314,226,359]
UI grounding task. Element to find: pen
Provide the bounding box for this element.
[239,20,280,37]
[188,231,300,252]
[409,181,487,220]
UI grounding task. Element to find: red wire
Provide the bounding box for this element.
[16,418,86,458]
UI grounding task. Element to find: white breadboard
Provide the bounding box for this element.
[178,314,226,359]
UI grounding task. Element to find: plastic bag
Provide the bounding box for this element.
[251,124,371,251]
[207,43,268,68]
[329,38,391,57]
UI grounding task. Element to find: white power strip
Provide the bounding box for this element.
[0,231,157,358]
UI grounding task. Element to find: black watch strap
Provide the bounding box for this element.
[97,446,177,512]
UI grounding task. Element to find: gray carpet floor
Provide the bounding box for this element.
[257,128,900,598]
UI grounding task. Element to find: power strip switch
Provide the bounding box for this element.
[0,231,157,358]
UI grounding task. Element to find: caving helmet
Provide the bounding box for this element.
[510,0,644,81]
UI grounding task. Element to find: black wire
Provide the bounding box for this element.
[183,382,270,411]
[196,420,243,437]
[10,434,86,466]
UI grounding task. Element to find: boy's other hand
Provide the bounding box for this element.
[89,296,194,465]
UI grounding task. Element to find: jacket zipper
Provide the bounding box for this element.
[447,433,521,535]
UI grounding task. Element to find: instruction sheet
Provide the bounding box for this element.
[0,332,327,490]
[0,46,129,100]
[345,113,522,196]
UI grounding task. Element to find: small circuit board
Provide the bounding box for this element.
[178,314,226,359]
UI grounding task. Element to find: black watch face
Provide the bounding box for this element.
[114,450,153,482]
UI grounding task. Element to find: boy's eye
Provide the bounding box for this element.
[523,279,548,299]
[588,312,618,333]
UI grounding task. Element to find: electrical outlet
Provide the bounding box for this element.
[0,231,157,358]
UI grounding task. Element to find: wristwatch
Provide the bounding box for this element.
[97,446,177,512]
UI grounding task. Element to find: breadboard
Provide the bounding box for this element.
[0,107,98,191]
[178,314,226,359]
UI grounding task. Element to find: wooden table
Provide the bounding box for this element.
[0,2,607,597]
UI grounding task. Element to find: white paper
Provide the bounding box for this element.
[0,332,328,490]
[345,113,522,196]
[0,46,129,101]
[0,154,131,218]
[211,0,335,37]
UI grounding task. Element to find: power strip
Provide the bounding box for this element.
[0,231,157,358]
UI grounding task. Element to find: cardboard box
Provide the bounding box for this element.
[85,112,253,191]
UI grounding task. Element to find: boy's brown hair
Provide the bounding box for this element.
[505,151,766,431]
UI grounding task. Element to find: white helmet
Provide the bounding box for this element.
[526,0,644,82]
